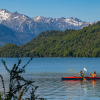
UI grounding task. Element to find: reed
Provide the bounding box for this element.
[0,58,46,100]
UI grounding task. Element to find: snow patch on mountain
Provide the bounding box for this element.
[64,18,83,26]
[13,16,19,19]
[33,16,45,21]
[36,16,41,20]
[0,9,11,23]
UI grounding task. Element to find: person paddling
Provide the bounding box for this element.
[79,71,84,77]
[77,71,84,77]
[89,71,97,78]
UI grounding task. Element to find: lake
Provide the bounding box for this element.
[0,58,100,99]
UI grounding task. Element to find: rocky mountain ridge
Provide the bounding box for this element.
[0,9,93,36]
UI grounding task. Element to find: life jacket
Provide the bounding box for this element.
[91,74,96,77]
[79,73,84,77]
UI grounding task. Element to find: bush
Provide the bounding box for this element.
[0,58,46,100]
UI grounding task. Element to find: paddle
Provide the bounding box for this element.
[69,69,86,80]
[84,68,90,74]
[69,69,78,76]
[84,68,92,77]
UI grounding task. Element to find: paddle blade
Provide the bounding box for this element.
[83,77,86,80]
[84,68,87,71]
[69,69,72,71]
[83,78,86,81]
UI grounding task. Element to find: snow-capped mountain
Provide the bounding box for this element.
[0,9,92,36]
[33,16,84,26]
[32,16,90,30]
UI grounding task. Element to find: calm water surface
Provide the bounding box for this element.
[0,58,100,100]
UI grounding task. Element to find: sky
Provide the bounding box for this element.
[0,0,100,22]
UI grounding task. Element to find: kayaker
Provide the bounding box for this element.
[89,71,97,78]
[79,71,84,77]
[77,71,84,77]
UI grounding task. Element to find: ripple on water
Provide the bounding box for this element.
[0,72,100,99]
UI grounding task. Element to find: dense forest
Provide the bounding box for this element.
[1,21,100,57]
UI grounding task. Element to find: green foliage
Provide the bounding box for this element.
[1,22,100,57]
[0,58,45,100]
[0,91,3,99]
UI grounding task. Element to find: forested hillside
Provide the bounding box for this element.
[0,24,35,47]
[0,21,100,57]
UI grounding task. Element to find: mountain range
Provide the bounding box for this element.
[0,21,100,57]
[0,9,96,46]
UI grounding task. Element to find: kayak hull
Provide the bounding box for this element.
[61,76,100,80]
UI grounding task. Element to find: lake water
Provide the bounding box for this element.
[0,58,100,100]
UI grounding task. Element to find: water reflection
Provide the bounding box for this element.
[62,79,100,99]
[62,79,97,87]
[92,80,96,87]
